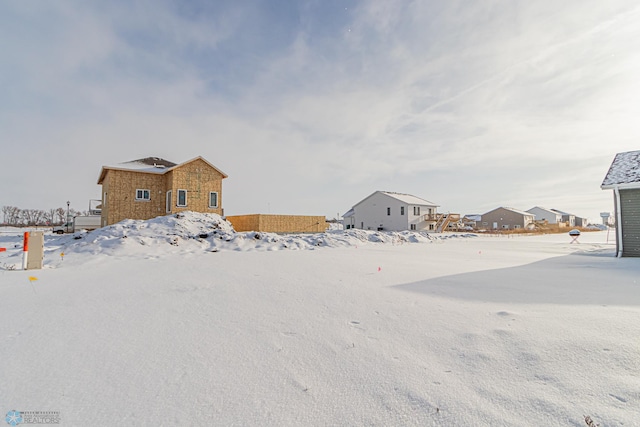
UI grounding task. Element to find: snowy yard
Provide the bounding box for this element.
[0,214,638,426]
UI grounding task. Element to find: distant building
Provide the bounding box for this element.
[98,156,227,226]
[550,209,576,227]
[480,207,535,230]
[601,150,640,257]
[574,216,589,227]
[526,207,562,224]
[462,214,482,229]
[342,191,439,231]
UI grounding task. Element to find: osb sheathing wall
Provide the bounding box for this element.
[102,158,224,225]
[103,170,166,225]
[166,159,223,216]
[227,214,328,233]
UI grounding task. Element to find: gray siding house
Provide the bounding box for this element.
[480,207,535,230]
[601,150,640,257]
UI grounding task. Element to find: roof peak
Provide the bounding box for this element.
[124,157,177,168]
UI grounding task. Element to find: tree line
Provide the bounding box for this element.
[1,206,90,226]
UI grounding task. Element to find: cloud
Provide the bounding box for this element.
[1,0,639,221]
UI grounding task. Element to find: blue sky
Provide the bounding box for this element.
[2,0,640,221]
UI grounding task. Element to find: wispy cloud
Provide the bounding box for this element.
[1,0,638,219]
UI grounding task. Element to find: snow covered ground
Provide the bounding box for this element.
[0,213,637,426]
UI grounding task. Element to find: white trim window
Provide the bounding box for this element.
[209,192,219,208]
[413,206,420,216]
[177,189,187,207]
[135,189,150,201]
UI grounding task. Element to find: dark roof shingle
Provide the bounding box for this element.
[602,150,640,187]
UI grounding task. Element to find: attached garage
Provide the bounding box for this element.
[602,150,640,257]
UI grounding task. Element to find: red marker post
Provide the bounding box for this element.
[22,232,29,270]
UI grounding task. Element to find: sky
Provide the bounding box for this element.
[2,0,640,222]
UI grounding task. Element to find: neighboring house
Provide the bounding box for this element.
[480,207,535,230]
[97,156,227,226]
[464,214,482,223]
[460,215,481,229]
[575,216,589,227]
[342,191,439,232]
[551,209,575,227]
[601,150,640,257]
[526,207,562,224]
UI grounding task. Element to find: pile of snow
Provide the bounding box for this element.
[1,212,476,269]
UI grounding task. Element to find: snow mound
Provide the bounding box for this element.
[0,212,477,268]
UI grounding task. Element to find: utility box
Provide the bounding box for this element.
[26,231,44,270]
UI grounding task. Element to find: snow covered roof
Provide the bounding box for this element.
[601,150,640,188]
[98,156,228,184]
[550,208,573,216]
[484,207,535,217]
[504,207,535,216]
[379,191,438,206]
[104,157,177,174]
[349,191,439,211]
[526,207,559,216]
[342,208,355,218]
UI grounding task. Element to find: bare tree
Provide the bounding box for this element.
[55,207,66,224]
[6,206,21,225]
[21,209,39,226]
[44,209,56,225]
[1,206,10,224]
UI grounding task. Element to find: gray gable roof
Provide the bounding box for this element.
[125,157,177,168]
[483,207,534,217]
[602,150,640,188]
[527,206,558,216]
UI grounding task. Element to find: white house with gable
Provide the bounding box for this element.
[526,207,562,224]
[342,191,439,232]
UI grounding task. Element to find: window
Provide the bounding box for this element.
[410,224,416,230]
[135,189,150,201]
[177,189,187,207]
[166,191,172,213]
[429,224,435,230]
[413,206,420,216]
[387,207,391,216]
[209,192,218,208]
[400,206,405,215]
